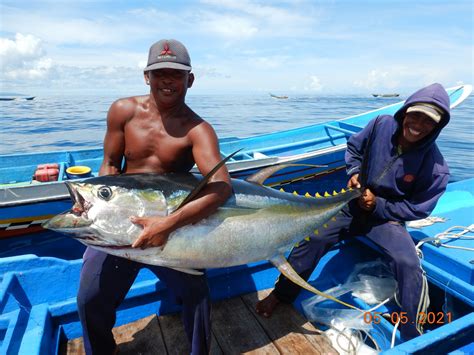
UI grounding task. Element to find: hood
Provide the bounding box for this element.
[394,83,450,147]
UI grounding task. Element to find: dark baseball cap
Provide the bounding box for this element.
[144,39,192,72]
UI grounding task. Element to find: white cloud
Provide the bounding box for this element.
[353,66,460,92]
[200,0,316,29]
[199,14,258,39]
[304,75,323,91]
[353,69,393,90]
[1,8,147,47]
[0,32,145,93]
[190,0,323,42]
[0,33,53,80]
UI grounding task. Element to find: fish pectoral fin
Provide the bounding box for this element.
[269,255,361,311]
[168,266,203,275]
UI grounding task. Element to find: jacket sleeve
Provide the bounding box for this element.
[345,117,378,177]
[372,170,449,221]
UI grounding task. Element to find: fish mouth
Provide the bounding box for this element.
[41,182,92,230]
[65,181,86,213]
[41,209,93,230]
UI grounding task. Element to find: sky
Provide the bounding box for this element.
[0,0,472,96]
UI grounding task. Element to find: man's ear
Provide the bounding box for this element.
[144,72,150,85]
[187,73,195,88]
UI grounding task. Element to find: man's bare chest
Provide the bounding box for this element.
[123,119,194,170]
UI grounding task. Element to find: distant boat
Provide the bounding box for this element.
[372,93,399,98]
[0,93,35,101]
[270,93,289,99]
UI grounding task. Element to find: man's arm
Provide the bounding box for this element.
[345,118,379,211]
[99,99,133,176]
[371,172,449,221]
[349,163,450,220]
[131,121,232,248]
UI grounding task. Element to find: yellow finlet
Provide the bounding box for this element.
[304,192,311,198]
[294,242,300,247]
[323,224,328,228]
[280,188,285,192]
[340,188,346,193]
[304,236,310,241]
[324,191,331,197]
[315,192,322,198]
[331,217,337,221]
[314,229,319,235]
[332,190,338,195]
[293,191,298,195]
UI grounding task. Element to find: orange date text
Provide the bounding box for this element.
[363,311,452,325]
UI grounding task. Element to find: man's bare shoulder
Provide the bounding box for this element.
[185,109,211,130]
[108,95,148,123]
[188,115,218,144]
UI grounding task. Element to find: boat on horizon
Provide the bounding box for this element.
[372,93,400,98]
[0,93,35,101]
[0,85,471,241]
[270,93,289,99]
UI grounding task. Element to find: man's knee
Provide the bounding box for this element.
[77,284,107,316]
[394,253,421,273]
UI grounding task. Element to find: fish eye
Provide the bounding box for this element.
[97,186,112,200]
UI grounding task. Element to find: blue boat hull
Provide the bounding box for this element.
[0,178,473,353]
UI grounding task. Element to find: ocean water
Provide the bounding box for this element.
[1,93,473,182]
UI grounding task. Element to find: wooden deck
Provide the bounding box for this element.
[62,289,337,354]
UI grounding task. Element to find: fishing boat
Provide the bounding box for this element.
[372,94,400,98]
[270,93,289,99]
[0,177,472,354]
[0,94,35,101]
[0,85,471,240]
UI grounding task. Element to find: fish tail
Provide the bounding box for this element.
[270,255,363,312]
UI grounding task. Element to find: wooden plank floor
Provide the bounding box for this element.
[62,289,337,354]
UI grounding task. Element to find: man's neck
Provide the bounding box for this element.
[149,94,187,120]
[397,134,414,152]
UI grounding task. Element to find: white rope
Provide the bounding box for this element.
[416,224,474,257]
[415,270,430,335]
[361,329,381,352]
[334,327,360,355]
[391,319,401,348]
[353,297,392,320]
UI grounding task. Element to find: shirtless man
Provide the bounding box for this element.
[76,39,232,355]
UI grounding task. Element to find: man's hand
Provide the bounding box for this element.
[347,174,361,189]
[359,188,376,211]
[130,215,173,249]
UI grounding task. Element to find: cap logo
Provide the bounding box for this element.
[158,42,176,60]
[403,174,415,183]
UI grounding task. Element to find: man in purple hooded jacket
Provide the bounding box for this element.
[256,83,450,340]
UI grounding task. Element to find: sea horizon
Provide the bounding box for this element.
[1,92,473,182]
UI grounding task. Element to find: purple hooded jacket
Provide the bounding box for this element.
[345,83,450,222]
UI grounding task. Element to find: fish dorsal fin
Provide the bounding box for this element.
[176,149,241,210]
[245,164,327,185]
[269,254,361,311]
